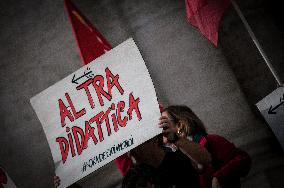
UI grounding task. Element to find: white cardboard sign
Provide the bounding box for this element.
[0,167,17,188]
[256,87,284,150]
[30,38,161,187]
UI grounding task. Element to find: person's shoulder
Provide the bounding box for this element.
[207,134,231,143]
[206,134,237,152]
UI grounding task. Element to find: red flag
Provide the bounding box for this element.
[64,0,112,64]
[185,0,230,46]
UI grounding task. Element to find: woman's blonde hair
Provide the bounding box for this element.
[163,105,207,136]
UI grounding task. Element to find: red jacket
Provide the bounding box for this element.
[199,134,251,188]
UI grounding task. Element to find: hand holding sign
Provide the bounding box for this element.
[53,176,61,188]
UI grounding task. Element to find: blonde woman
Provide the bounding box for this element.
[160,105,251,188]
[157,105,211,188]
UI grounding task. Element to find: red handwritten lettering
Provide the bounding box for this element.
[58,98,74,127]
[56,137,69,163]
[128,92,142,121]
[76,79,95,109]
[106,67,124,96]
[84,121,98,149]
[72,126,85,155]
[117,101,128,127]
[55,68,144,163]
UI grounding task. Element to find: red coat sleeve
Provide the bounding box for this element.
[213,149,251,179]
[206,135,251,180]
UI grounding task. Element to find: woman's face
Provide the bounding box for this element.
[162,111,193,137]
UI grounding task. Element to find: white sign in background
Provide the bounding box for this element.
[256,87,284,150]
[30,38,161,188]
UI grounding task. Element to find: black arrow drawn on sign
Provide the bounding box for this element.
[268,96,284,115]
[72,67,94,84]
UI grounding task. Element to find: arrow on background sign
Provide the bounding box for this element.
[268,94,284,114]
[71,67,94,84]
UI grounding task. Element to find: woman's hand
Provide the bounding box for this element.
[54,176,60,188]
[158,115,179,143]
[158,116,177,134]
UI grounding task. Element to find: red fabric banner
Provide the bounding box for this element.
[185,0,230,46]
[64,0,112,65]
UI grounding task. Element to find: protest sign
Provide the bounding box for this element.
[30,38,161,187]
[256,87,284,150]
[0,167,17,188]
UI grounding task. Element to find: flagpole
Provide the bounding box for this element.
[230,0,283,87]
